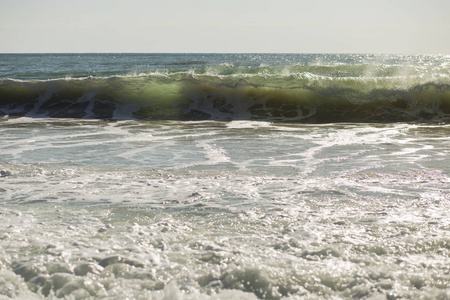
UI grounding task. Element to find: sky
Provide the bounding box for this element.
[1,0,449,54]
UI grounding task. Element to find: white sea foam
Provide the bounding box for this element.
[0,118,449,299]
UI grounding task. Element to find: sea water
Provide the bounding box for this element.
[0,54,449,299]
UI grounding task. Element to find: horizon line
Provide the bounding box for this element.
[0,51,447,56]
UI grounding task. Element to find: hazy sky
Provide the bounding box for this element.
[1,0,448,53]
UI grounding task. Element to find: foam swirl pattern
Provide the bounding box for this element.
[0,54,449,299]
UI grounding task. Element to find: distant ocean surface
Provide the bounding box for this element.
[0,54,449,299]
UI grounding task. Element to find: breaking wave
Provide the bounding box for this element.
[1,71,449,122]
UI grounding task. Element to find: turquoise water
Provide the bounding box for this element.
[3,53,446,80]
[0,54,449,299]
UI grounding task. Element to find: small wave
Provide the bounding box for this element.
[0,73,449,122]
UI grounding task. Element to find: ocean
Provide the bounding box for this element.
[0,53,449,299]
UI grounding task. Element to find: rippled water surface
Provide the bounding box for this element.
[0,117,449,299]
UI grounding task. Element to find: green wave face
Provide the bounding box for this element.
[0,70,449,122]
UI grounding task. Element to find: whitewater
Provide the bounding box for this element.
[0,54,449,299]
